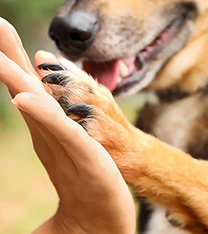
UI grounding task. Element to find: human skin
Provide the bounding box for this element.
[0,17,136,234]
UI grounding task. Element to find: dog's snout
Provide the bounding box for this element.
[49,11,98,52]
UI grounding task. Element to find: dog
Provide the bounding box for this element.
[40,0,208,233]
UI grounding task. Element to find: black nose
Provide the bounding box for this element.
[49,11,98,51]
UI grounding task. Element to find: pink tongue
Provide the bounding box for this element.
[83,60,119,92]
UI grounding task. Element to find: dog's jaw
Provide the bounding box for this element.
[82,2,198,97]
[83,12,195,97]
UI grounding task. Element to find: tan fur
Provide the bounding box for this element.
[149,12,208,92]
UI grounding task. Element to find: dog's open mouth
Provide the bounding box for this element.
[83,13,188,95]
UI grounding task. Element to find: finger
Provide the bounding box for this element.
[0,52,44,95]
[35,125,79,188]
[0,19,71,180]
[22,112,57,170]
[12,28,35,74]
[0,17,34,74]
[35,50,59,66]
[0,50,54,170]
[0,20,57,171]
[12,92,116,171]
[20,111,79,197]
[35,50,61,79]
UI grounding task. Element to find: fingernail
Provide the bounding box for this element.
[11,98,28,113]
[11,98,18,106]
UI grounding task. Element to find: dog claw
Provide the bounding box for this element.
[166,211,185,229]
[42,73,68,85]
[38,63,65,71]
[65,104,94,118]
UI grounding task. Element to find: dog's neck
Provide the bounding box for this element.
[156,85,191,102]
[156,83,208,103]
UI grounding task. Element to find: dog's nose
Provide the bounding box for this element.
[49,11,98,51]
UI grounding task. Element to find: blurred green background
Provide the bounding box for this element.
[0,1,63,233]
[0,1,143,233]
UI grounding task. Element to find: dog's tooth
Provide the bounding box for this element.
[117,76,122,84]
[119,60,129,77]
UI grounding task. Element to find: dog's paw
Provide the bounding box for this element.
[38,60,131,158]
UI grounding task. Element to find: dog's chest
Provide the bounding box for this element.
[136,91,208,159]
[136,91,208,233]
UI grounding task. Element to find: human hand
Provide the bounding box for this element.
[0,18,136,234]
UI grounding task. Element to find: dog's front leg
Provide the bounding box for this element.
[38,61,208,234]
